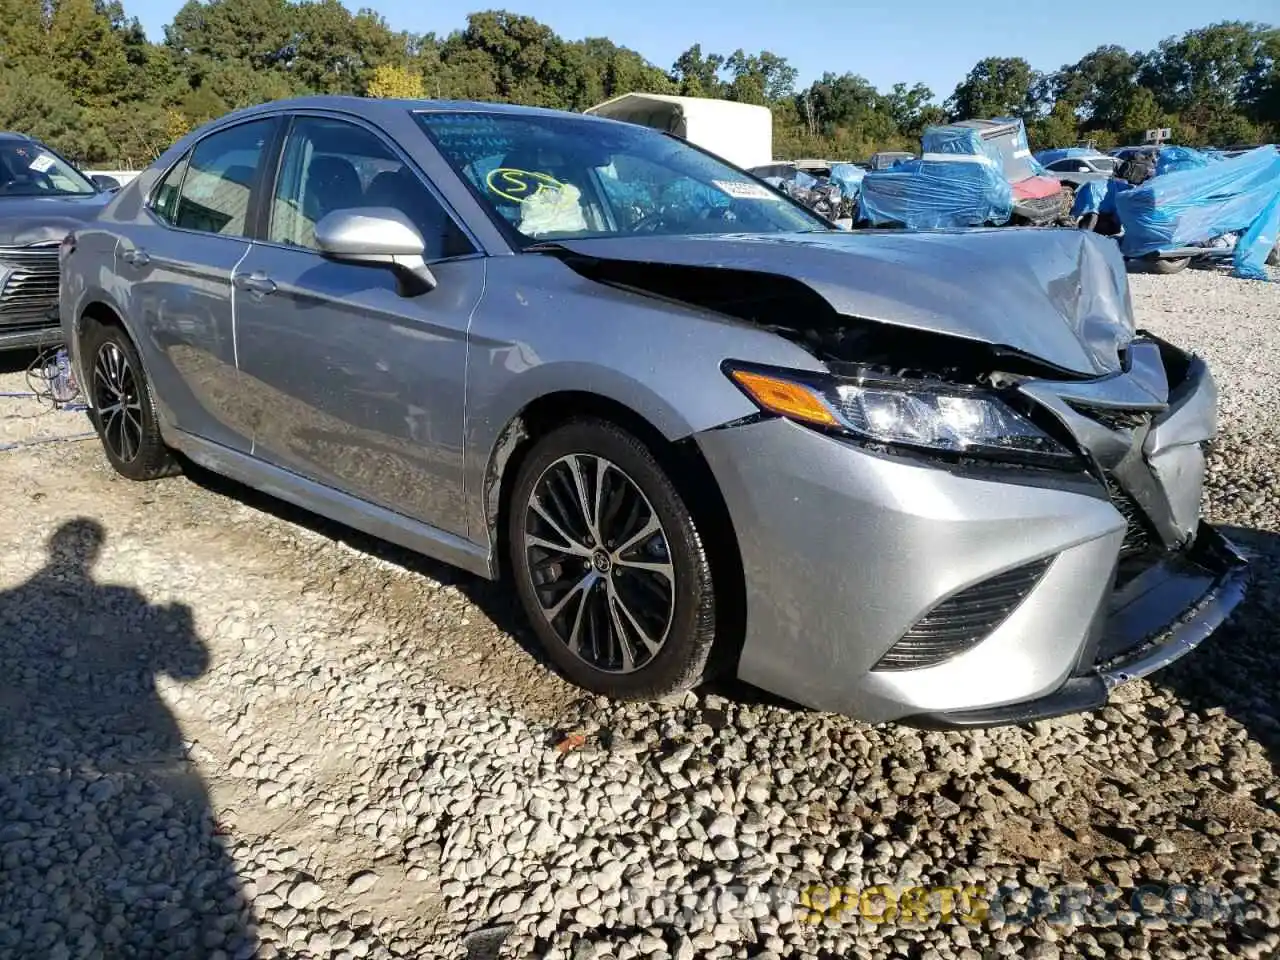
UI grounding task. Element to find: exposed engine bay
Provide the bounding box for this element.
[544,248,1084,390]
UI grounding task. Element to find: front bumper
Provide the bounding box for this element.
[907,522,1247,727]
[695,336,1243,725]
[1012,190,1068,225]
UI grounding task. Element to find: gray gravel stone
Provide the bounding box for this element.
[347,871,378,895]
[286,881,324,909]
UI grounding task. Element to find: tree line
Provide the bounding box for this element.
[0,0,1276,170]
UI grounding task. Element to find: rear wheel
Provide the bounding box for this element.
[82,318,179,481]
[507,419,719,700]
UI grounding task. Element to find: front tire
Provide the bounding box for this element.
[508,419,719,701]
[82,319,179,481]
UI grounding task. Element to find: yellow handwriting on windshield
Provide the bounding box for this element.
[486,167,566,203]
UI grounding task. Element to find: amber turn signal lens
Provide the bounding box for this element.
[729,370,840,427]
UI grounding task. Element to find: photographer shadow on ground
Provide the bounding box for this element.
[0,518,254,959]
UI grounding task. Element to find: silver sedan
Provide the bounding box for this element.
[59,96,1247,727]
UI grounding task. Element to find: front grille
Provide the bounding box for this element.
[0,244,60,326]
[1065,401,1152,432]
[1015,193,1062,223]
[1100,470,1176,588]
[1102,472,1154,560]
[874,557,1054,671]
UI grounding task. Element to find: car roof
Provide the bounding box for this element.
[0,131,35,143]
[218,95,619,127]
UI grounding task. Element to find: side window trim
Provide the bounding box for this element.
[249,116,291,241]
[145,149,193,226]
[142,114,281,240]
[256,109,482,262]
[257,113,303,245]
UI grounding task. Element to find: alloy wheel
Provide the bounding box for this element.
[522,453,676,674]
[93,342,143,464]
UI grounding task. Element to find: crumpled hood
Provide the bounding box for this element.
[1012,175,1065,200]
[545,227,1136,376]
[0,193,112,245]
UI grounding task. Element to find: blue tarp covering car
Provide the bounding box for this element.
[1071,177,1129,219]
[858,118,1070,229]
[828,162,865,199]
[1154,146,1220,177]
[1114,144,1280,280]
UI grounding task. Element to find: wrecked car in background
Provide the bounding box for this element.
[1074,143,1280,277]
[61,96,1247,727]
[1,131,116,350]
[858,117,1074,229]
[750,160,864,228]
[868,150,914,170]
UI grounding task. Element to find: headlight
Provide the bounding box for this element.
[725,363,1079,467]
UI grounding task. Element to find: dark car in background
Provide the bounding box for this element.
[0,132,116,351]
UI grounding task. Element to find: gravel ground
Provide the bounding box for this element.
[0,265,1277,960]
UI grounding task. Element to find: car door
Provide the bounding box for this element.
[113,116,279,451]
[233,112,485,537]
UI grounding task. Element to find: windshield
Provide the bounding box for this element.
[0,140,96,197]
[414,111,828,244]
[983,131,1040,183]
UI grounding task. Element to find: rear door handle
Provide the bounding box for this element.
[121,248,150,266]
[234,273,277,296]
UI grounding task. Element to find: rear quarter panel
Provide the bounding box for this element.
[61,152,186,386]
[60,223,122,388]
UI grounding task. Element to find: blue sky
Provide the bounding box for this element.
[127,0,1278,102]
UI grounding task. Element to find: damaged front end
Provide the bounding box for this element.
[911,333,1249,727]
[716,329,1247,727]
[532,226,1246,723]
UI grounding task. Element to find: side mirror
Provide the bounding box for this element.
[91,174,121,192]
[314,207,438,296]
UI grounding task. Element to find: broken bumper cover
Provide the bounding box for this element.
[695,416,1135,723]
[695,352,1239,727]
[907,522,1248,728]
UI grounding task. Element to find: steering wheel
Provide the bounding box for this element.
[629,208,671,234]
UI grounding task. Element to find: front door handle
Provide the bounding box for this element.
[234,273,277,296]
[121,248,150,267]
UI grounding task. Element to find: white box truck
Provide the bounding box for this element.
[584,93,773,171]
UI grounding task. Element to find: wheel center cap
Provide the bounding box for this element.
[592,550,612,574]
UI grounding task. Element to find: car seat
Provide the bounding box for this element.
[365,167,472,259]
[304,156,363,223]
